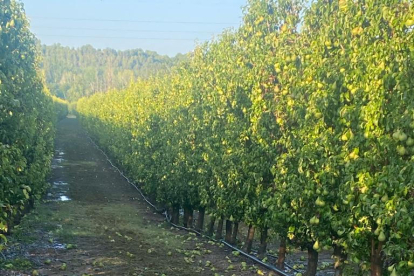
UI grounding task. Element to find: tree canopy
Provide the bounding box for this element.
[40,44,187,102]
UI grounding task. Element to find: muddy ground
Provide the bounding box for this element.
[0,117,279,276]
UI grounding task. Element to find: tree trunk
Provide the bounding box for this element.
[207,216,216,237]
[231,222,239,245]
[245,225,255,253]
[306,245,319,276]
[277,237,287,269]
[225,220,233,243]
[187,208,194,228]
[183,207,193,228]
[171,205,179,225]
[196,207,205,232]
[370,236,384,276]
[333,245,347,276]
[258,227,268,258]
[215,218,224,240]
[183,208,189,227]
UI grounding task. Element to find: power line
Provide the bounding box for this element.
[35,34,210,42]
[31,26,216,35]
[29,16,239,25]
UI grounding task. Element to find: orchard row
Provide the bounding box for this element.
[78,0,414,275]
[0,0,67,244]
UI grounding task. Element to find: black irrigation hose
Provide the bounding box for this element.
[249,250,301,274]
[248,251,300,274]
[222,241,291,276]
[163,213,294,276]
[86,135,164,213]
[86,133,294,276]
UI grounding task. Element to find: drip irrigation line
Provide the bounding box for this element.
[222,241,291,276]
[85,132,294,276]
[251,250,301,274]
[86,135,163,213]
[270,255,301,273]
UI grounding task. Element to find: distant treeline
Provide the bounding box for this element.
[40,44,187,102]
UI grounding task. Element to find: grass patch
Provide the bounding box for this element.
[93,203,184,248]
[10,205,59,243]
[12,199,183,253]
[0,258,33,270]
[61,160,97,167]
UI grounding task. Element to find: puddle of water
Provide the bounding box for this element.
[48,181,71,202]
[59,196,71,202]
[52,243,66,249]
[49,149,71,202]
[53,181,68,186]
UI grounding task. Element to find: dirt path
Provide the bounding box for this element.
[0,117,273,276]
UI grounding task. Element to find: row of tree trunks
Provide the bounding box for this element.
[166,210,308,275]
[167,210,238,245]
[168,207,313,276]
[169,207,205,232]
[167,208,375,276]
[222,220,239,245]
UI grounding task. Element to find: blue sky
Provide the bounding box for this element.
[21,0,246,56]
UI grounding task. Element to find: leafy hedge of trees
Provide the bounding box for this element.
[78,0,414,275]
[0,0,66,247]
[40,44,187,102]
